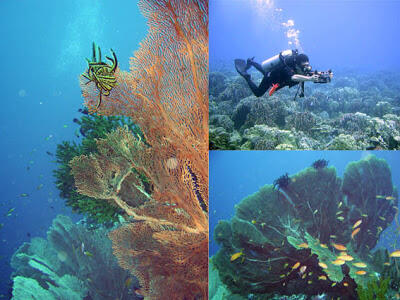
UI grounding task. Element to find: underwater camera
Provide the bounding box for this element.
[309,69,333,83]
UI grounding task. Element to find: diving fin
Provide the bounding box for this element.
[234,59,250,78]
[269,83,279,96]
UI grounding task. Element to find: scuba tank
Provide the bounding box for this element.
[261,49,297,73]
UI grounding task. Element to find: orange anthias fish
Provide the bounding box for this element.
[352,262,367,268]
[318,262,328,269]
[230,250,243,262]
[352,219,362,229]
[332,243,347,251]
[351,227,361,239]
[389,250,400,257]
[355,270,367,275]
[292,262,301,270]
[332,259,345,266]
[298,243,309,248]
[337,255,354,261]
[269,83,280,96]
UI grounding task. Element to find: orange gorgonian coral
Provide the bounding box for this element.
[70,0,208,299]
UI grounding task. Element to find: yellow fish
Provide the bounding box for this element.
[307,280,312,284]
[299,265,307,273]
[384,262,390,266]
[83,251,93,257]
[320,243,328,248]
[343,282,349,287]
[330,235,337,239]
[351,227,360,239]
[352,262,367,268]
[318,275,327,280]
[298,243,309,248]
[386,196,396,201]
[376,195,386,199]
[230,251,243,262]
[302,273,307,279]
[337,216,344,221]
[336,211,343,215]
[389,250,400,257]
[292,262,301,269]
[318,262,328,269]
[352,219,362,229]
[337,255,353,261]
[331,259,345,266]
[331,282,337,287]
[361,213,368,217]
[379,216,386,221]
[284,263,289,268]
[338,201,342,208]
[251,220,257,224]
[332,243,347,251]
[355,270,366,275]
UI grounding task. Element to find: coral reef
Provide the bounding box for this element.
[356,278,390,300]
[10,215,138,300]
[54,110,138,224]
[209,69,400,150]
[72,0,209,298]
[212,155,398,299]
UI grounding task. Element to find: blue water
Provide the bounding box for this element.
[0,0,146,296]
[209,151,400,256]
[210,0,400,72]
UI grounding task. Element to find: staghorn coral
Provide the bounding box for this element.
[72,0,208,298]
[212,155,397,299]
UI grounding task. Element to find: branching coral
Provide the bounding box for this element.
[72,0,209,298]
[213,155,397,299]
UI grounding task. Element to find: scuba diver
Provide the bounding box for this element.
[234,49,333,98]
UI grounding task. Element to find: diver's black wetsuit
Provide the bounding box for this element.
[240,53,304,98]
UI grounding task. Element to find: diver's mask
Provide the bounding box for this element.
[302,62,312,74]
